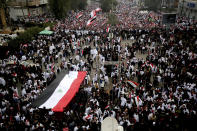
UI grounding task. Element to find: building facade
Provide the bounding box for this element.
[161,0,179,8]
[178,0,197,20]
[7,0,48,20]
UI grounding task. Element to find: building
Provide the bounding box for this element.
[133,0,142,6]
[178,0,197,20]
[7,0,48,20]
[161,0,179,8]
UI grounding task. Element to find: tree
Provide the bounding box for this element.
[144,0,161,12]
[49,0,87,19]
[77,0,87,10]
[71,0,87,10]
[107,13,119,26]
[0,0,7,29]
[49,0,70,19]
[100,0,117,12]
[8,26,43,49]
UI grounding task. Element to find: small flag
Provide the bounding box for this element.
[95,8,102,12]
[51,63,55,72]
[150,63,154,69]
[12,73,17,77]
[140,87,145,91]
[141,61,149,67]
[150,63,157,71]
[85,114,91,120]
[87,16,96,26]
[90,10,96,18]
[135,96,143,107]
[76,12,83,19]
[105,105,110,109]
[127,80,139,88]
[106,26,110,33]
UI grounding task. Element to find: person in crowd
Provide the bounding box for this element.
[0,0,196,131]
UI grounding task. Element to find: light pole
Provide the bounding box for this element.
[181,0,185,16]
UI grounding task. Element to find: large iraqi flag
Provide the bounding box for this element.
[39,71,86,112]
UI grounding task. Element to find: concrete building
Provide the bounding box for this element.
[178,0,197,20]
[161,0,179,8]
[7,0,48,20]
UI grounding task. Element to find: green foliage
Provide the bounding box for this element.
[49,0,87,19]
[71,0,87,10]
[24,22,56,29]
[100,0,117,12]
[24,22,38,27]
[49,0,70,19]
[8,22,56,49]
[8,26,43,49]
[77,0,87,10]
[0,0,6,8]
[107,13,119,26]
[42,22,56,29]
[100,0,111,12]
[144,0,161,12]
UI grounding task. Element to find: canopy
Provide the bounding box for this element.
[39,30,53,35]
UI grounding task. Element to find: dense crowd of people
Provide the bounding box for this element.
[0,34,17,46]
[0,0,197,131]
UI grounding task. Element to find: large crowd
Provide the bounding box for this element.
[0,0,197,131]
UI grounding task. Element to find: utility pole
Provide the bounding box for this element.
[181,0,185,16]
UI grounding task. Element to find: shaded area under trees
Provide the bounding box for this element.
[49,0,87,19]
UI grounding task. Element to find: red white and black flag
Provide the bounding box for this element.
[95,8,102,12]
[127,80,139,88]
[38,71,86,112]
[106,26,110,32]
[87,16,96,26]
[90,10,96,18]
[76,12,83,19]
